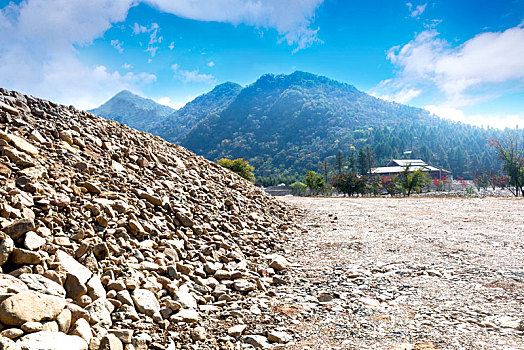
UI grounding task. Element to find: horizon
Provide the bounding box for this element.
[1,0,523,128]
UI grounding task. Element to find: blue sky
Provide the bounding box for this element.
[0,0,523,128]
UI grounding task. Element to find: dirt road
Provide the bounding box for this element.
[277,196,524,350]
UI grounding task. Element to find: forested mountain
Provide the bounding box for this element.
[90,71,517,181]
[89,90,174,131]
[151,82,242,143]
[181,71,507,180]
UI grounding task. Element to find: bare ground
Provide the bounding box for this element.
[277,196,524,350]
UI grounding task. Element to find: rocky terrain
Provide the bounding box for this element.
[280,196,524,349]
[0,88,298,349]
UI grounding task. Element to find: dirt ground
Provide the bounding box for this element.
[277,196,524,350]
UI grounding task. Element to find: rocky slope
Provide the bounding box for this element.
[0,88,297,349]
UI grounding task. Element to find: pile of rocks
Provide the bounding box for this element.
[0,89,297,349]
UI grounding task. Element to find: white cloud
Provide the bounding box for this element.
[425,105,524,129]
[0,0,158,109]
[132,22,161,57]
[132,22,147,34]
[171,64,214,83]
[145,0,324,51]
[168,41,175,50]
[155,96,184,109]
[0,0,323,109]
[406,2,427,18]
[371,86,422,104]
[111,39,124,53]
[122,63,133,69]
[374,24,524,107]
[207,61,215,67]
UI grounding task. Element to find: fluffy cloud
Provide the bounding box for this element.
[425,105,524,129]
[0,0,323,108]
[374,24,524,106]
[171,64,215,84]
[0,0,158,109]
[145,0,323,51]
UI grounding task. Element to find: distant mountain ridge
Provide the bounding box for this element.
[88,90,174,131]
[90,71,510,180]
[151,82,242,143]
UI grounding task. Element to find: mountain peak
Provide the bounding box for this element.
[89,90,174,130]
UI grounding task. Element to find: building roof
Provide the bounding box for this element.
[388,159,427,167]
[371,164,452,175]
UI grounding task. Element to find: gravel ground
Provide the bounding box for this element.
[276,196,524,350]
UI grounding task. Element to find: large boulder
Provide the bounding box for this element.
[16,331,87,350]
[0,275,28,295]
[0,291,66,326]
[18,274,66,298]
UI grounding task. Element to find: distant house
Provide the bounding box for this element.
[371,159,452,179]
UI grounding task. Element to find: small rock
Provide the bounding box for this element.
[244,335,271,349]
[171,309,199,323]
[269,255,289,271]
[99,334,123,350]
[228,324,247,337]
[190,326,207,342]
[0,233,14,266]
[267,331,292,343]
[23,232,45,251]
[132,289,160,317]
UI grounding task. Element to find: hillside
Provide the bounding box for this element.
[0,88,297,348]
[181,72,503,180]
[88,90,174,131]
[90,72,511,180]
[151,82,242,144]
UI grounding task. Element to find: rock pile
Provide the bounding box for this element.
[0,89,297,349]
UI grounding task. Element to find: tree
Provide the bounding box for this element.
[217,158,255,182]
[381,176,401,196]
[331,172,366,196]
[290,181,308,196]
[399,164,431,196]
[357,146,375,176]
[489,134,524,196]
[322,159,330,183]
[335,150,344,174]
[305,170,325,195]
[348,151,357,172]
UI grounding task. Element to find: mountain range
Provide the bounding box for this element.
[90,71,512,182]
